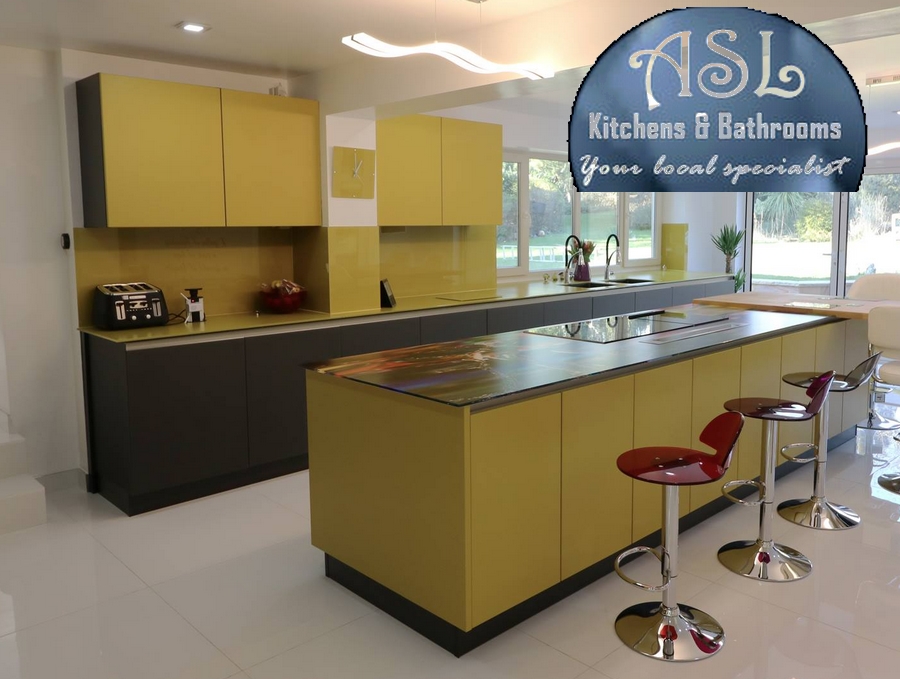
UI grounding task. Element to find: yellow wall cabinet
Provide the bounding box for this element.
[76,73,321,228]
[77,73,225,228]
[221,90,321,227]
[376,114,502,227]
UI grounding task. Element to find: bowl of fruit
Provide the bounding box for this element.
[259,279,306,314]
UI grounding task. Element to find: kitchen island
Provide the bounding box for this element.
[307,305,868,655]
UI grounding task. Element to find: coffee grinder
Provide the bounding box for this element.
[182,288,206,323]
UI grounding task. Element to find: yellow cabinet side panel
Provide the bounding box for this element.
[441,118,503,226]
[376,115,442,226]
[100,74,225,227]
[738,338,782,481]
[471,395,561,627]
[222,90,321,226]
[690,348,742,512]
[561,376,634,579]
[632,362,693,540]
[843,320,870,430]
[779,329,816,458]
[307,373,470,630]
[815,322,846,439]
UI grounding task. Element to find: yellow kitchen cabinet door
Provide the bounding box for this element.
[470,394,561,626]
[779,329,816,461]
[632,362,692,540]
[815,322,846,439]
[690,348,742,512]
[441,118,502,226]
[561,376,634,579]
[98,74,225,227]
[222,90,321,226]
[376,115,442,226]
[738,338,782,481]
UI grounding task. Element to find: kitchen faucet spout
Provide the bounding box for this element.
[605,234,620,281]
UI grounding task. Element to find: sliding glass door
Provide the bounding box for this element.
[749,192,839,295]
[846,173,900,286]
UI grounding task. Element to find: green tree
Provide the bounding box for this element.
[754,192,809,239]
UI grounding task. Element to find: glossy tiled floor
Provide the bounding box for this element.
[2,422,900,677]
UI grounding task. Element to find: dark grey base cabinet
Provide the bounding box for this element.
[246,328,341,468]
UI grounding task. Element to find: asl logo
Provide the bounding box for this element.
[630,30,804,111]
[569,7,866,193]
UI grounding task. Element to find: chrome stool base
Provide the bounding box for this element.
[614,602,724,662]
[777,497,861,530]
[717,539,812,582]
[856,411,900,431]
[877,473,900,495]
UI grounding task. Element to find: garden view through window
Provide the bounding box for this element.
[496,156,656,273]
[750,175,900,295]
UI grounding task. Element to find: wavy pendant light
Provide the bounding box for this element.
[341,1,554,80]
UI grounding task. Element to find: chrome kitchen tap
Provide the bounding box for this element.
[605,234,620,281]
[564,235,582,282]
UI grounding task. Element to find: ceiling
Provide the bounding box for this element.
[3,0,900,163]
[0,0,575,76]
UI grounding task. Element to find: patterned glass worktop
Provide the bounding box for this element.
[312,307,831,408]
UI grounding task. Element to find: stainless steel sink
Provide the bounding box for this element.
[606,278,653,285]
[562,281,619,288]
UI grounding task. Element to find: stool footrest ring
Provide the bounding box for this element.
[780,442,817,463]
[613,545,669,592]
[722,479,764,506]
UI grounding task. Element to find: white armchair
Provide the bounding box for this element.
[847,273,900,301]
[847,276,900,432]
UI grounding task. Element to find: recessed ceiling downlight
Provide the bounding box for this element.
[177,22,210,34]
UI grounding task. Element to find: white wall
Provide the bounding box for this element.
[323,113,377,227]
[0,297,9,433]
[659,193,743,273]
[0,45,80,474]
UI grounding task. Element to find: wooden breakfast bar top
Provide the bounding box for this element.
[694,291,900,319]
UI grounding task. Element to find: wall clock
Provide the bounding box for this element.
[332,146,375,199]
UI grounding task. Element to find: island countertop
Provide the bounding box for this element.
[311,305,833,408]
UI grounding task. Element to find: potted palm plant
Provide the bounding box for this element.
[711,224,744,275]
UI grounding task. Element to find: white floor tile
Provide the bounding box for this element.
[0,521,144,636]
[154,537,372,669]
[595,583,900,679]
[250,472,310,518]
[72,487,305,585]
[424,629,589,679]
[245,613,452,679]
[718,515,900,652]
[0,588,238,679]
[518,554,711,666]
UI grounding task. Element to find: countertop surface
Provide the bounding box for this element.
[312,305,832,408]
[81,270,730,343]
[694,291,900,319]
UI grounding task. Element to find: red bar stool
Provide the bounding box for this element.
[718,371,835,582]
[779,354,880,530]
[613,412,744,662]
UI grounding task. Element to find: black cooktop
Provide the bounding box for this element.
[525,309,731,344]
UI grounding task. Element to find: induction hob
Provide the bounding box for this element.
[525,309,731,344]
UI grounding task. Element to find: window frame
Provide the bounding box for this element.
[497,151,661,277]
[743,172,900,296]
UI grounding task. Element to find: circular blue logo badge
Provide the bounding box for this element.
[569,7,866,192]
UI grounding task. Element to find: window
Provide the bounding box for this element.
[496,153,658,274]
[748,192,837,295]
[847,174,900,286]
[744,173,900,296]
